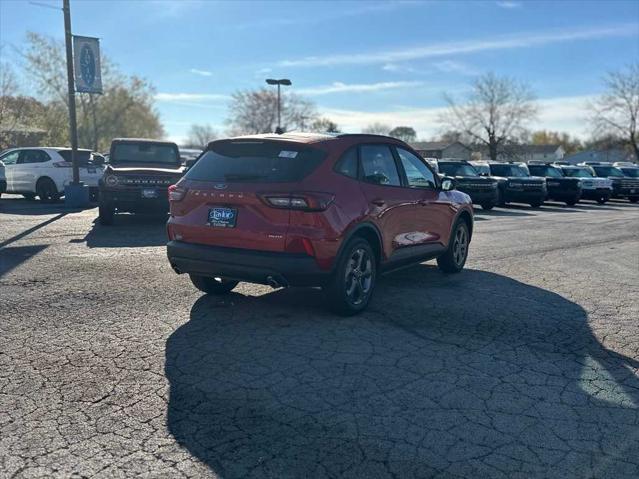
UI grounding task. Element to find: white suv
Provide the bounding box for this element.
[0,147,105,202]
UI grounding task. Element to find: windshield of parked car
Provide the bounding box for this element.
[621,168,639,177]
[438,163,478,177]
[563,167,594,178]
[111,143,179,165]
[528,165,564,178]
[490,164,529,177]
[185,140,326,182]
[592,166,625,177]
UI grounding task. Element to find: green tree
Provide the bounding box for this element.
[19,32,163,152]
[389,126,417,143]
[531,130,583,155]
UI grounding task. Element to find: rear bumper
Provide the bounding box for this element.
[166,240,330,287]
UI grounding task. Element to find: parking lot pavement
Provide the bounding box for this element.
[1,195,638,479]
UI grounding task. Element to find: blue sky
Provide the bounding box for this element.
[1,0,638,143]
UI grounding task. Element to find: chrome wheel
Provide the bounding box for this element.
[452,225,468,267]
[344,247,373,306]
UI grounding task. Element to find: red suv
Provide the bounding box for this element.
[166,133,473,314]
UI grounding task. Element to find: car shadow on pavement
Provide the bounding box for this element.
[0,244,48,278]
[72,214,168,248]
[165,267,639,478]
[0,196,93,215]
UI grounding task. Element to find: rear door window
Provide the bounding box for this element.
[58,150,92,165]
[360,145,401,186]
[185,140,326,183]
[18,150,50,164]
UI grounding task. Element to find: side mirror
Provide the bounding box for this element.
[441,177,456,191]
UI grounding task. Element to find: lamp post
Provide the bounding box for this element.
[265,78,291,134]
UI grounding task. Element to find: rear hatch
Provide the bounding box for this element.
[169,139,327,252]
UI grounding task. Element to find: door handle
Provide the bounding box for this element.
[371,199,386,207]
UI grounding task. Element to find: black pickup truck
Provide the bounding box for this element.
[437,160,499,210]
[527,163,582,206]
[98,138,185,225]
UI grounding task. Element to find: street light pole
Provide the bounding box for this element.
[63,0,80,185]
[266,78,291,134]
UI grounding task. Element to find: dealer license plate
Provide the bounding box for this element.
[208,207,237,228]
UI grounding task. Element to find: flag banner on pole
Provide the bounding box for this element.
[73,35,102,94]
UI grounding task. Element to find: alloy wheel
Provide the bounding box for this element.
[452,226,468,267]
[344,247,373,306]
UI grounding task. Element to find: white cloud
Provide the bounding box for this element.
[320,95,595,140]
[189,68,213,77]
[496,1,522,8]
[155,92,228,103]
[297,81,422,96]
[279,24,639,67]
[432,60,478,76]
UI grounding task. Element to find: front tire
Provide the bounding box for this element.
[629,197,639,204]
[597,197,608,204]
[480,203,494,211]
[36,178,60,203]
[529,201,542,208]
[189,275,238,295]
[437,220,470,274]
[324,238,376,316]
[98,202,115,225]
[23,193,36,201]
[566,199,577,206]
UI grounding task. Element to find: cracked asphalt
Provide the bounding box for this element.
[1,195,638,478]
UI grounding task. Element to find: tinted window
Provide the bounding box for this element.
[528,165,563,177]
[0,151,19,165]
[438,163,478,177]
[186,140,326,183]
[397,147,436,188]
[360,145,401,186]
[334,147,358,178]
[592,166,625,177]
[58,150,93,165]
[18,150,50,164]
[562,168,594,178]
[621,168,639,178]
[111,143,179,165]
[490,164,529,177]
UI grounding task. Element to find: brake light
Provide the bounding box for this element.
[259,192,334,211]
[53,161,72,168]
[168,184,187,202]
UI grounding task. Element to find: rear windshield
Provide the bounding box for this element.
[528,165,563,177]
[111,143,179,165]
[563,167,593,178]
[58,150,93,165]
[490,164,529,177]
[185,140,327,183]
[592,166,625,177]
[438,163,478,177]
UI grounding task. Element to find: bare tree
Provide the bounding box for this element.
[309,117,339,133]
[187,124,218,147]
[442,73,538,162]
[591,63,639,162]
[362,122,391,135]
[226,88,318,135]
[389,126,417,143]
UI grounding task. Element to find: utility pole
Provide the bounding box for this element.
[63,0,80,185]
[266,78,291,134]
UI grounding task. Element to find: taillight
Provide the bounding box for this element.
[53,161,72,168]
[259,192,334,211]
[168,184,187,202]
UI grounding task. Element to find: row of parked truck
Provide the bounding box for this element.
[428,158,639,209]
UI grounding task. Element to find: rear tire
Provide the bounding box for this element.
[98,202,115,225]
[36,178,59,203]
[597,197,608,204]
[189,275,238,295]
[529,201,542,208]
[629,197,639,204]
[480,203,494,211]
[566,199,577,206]
[437,220,470,274]
[23,193,36,201]
[324,238,376,316]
